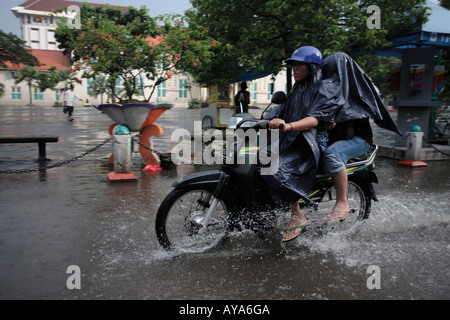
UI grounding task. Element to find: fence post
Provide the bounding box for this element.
[107,125,138,182]
[398,125,428,167]
[405,125,424,161]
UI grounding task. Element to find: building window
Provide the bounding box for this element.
[252,82,258,100]
[157,81,166,98]
[115,78,122,97]
[34,88,44,100]
[179,79,188,98]
[48,42,57,50]
[8,71,17,79]
[33,16,44,23]
[267,83,274,100]
[11,87,21,100]
[86,78,92,95]
[135,77,144,96]
[55,88,62,102]
[47,30,56,50]
[30,28,40,49]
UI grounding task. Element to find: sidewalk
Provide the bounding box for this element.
[1,104,449,169]
[370,111,450,161]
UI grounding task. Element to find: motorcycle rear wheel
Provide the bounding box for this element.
[155,188,229,252]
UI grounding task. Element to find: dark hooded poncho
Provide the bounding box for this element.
[311,52,402,136]
[262,66,323,207]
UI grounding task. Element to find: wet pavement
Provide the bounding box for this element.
[0,104,449,300]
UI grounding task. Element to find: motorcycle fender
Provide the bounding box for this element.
[172,169,224,190]
[367,171,378,202]
[368,171,378,184]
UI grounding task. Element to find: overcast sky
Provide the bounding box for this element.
[0,0,193,37]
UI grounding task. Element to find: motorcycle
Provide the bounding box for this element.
[155,92,378,252]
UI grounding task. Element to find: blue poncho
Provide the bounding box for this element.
[262,68,323,207]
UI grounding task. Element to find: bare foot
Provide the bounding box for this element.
[326,202,350,221]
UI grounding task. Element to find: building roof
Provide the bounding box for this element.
[2,49,71,70]
[12,0,127,15]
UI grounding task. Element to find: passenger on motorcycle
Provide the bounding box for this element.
[265,50,401,242]
[313,52,401,221]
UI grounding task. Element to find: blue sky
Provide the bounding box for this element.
[0,0,193,36]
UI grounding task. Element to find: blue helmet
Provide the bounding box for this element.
[284,46,323,68]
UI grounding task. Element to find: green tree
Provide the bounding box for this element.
[355,55,401,102]
[55,4,169,103]
[15,65,62,105]
[155,14,227,86]
[88,75,109,104]
[56,68,81,90]
[162,0,428,90]
[37,66,61,92]
[15,65,39,106]
[0,30,39,68]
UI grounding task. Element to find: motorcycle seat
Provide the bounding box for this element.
[346,144,378,168]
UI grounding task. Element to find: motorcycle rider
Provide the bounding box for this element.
[264,46,326,242]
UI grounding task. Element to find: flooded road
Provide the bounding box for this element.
[0,104,449,300]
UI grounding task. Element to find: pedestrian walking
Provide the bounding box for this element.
[64,84,83,121]
[234,82,250,113]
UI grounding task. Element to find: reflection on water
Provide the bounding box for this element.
[0,105,449,300]
[69,158,448,300]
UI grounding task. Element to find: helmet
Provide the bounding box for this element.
[284,46,323,68]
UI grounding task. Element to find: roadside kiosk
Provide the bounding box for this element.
[200,84,236,130]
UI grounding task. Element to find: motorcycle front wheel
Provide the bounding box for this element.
[155,188,229,252]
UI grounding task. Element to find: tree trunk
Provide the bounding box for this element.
[28,83,32,106]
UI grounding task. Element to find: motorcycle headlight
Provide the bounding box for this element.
[240,120,258,128]
[228,116,243,129]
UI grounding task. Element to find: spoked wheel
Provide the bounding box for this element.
[311,180,371,231]
[201,116,213,131]
[155,188,229,252]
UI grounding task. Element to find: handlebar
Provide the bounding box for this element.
[256,120,284,131]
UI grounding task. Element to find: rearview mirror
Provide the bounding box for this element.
[271,91,287,104]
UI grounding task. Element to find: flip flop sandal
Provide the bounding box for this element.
[282,224,307,242]
[327,209,350,221]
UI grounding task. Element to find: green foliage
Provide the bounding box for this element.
[188,98,201,109]
[14,65,64,105]
[15,65,39,105]
[55,3,167,102]
[53,0,430,97]
[0,30,40,68]
[156,13,239,86]
[37,66,61,92]
[160,0,428,86]
[88,75,110,104]
[354,54,401,101]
